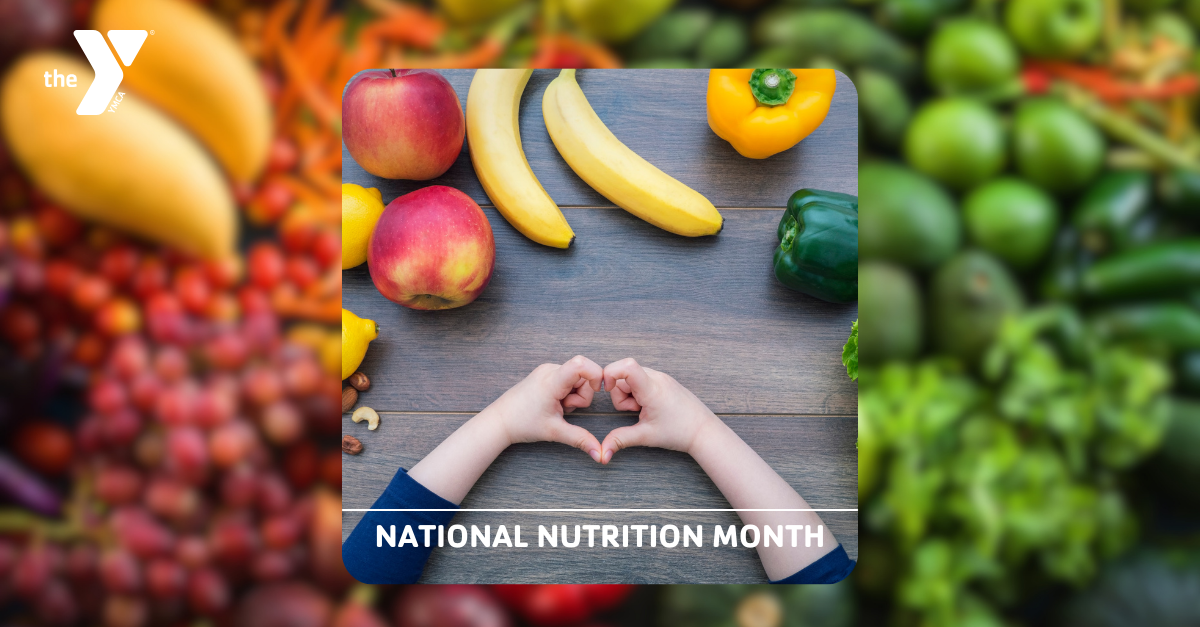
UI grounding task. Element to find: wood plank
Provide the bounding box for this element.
[341,413,858,584]
[343,207,858,415]
[341,69,858,209]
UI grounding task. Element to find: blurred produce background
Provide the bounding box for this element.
[3,0,1199,625]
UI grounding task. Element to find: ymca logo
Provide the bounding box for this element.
[70,30,149,115]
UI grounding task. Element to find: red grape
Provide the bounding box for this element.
[12,544,53,598]
[205,330,249,371]
[208,517,259,568]
[257,471,292,515]
[65,544,97,580]
[210,421,258,469]
[76,415,104,453]
[164,426,210,483]
[119,517,175,560]
[252,550,295,581]
[282,441,319,491]
[261,513,302,550]
[261,400,304,446]
[34,577,78,626]
[95,465,143,505]
[320,449,342,490]
[89,377,128,415]
[153,345,189,383]
[128,372,162,413]
[101,409,142,448]
[146,558,187,599]
[144,478,201,522]
[108,336,150,381]
[235,582,333,627]
[174,535,209,570]
[188,567,231,616]
[133,428,165,469]
[155,380,198,426]
[283,357,321,397]
[194,383,236,429]
[242,312,281,355]
[12,255,46,293]
[99,548,142,593]
[103,594,148,627]
[242,364,283,407]
[0,303,39,344]
[144,292,187,345]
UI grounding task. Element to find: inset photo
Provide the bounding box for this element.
[340,68,858,584]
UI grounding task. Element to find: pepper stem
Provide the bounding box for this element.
[750,69,797,107]
[780,215,799,252]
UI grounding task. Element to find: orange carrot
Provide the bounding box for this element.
[293,0,330,51]
[261,0,299,64]
[278,39,341,129]
[359,7,444,50]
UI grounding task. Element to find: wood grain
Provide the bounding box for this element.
[341,68,859,583]
[341,69,858,208]
[343,207,858,415]
[341,413,858,584]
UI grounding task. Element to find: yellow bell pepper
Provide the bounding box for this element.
[707,69,836,160]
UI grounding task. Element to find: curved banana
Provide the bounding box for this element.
[467,69,574,248]
[543,69,723,237]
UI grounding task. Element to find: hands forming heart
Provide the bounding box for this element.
[489,356,721,465]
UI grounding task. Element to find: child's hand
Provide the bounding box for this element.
[599,358,720,464]
[488,356,605,462]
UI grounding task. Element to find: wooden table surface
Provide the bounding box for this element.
[341,69,859,583]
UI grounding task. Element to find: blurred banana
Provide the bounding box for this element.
[543,69,723,237]
[468,69,574,248]
[94,0,271,183]
[1,53,236,259]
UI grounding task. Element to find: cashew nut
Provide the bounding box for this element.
[351,406,380,430]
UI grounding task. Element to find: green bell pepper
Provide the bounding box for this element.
[773,188,859,303]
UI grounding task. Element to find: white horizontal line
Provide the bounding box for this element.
[342,508,859,512]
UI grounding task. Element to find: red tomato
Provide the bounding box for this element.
[310,230,340,269]
[174,266,212,315]
[12,421,74,476]
[98,245,140,288]
[491,585,634,627]
[34,205,82,248]
[248,242,285,289]
[285,256,319,290]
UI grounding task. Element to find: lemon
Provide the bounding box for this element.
[341,308,378,380]
[342,183,385,269]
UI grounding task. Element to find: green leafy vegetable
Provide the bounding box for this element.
[843,319,858,381]
[859,306,1171,627]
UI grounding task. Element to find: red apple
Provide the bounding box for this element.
[367,186,495,310]
[342,69,465,180]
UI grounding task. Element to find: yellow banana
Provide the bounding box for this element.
[94,0,271,183]
[543,69,723,237]
[1,53,236,259]
[468,69,574,248]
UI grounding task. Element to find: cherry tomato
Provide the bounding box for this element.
[44,259,81,297]
[130,256,168,299]
[1,304,40,344]
[310,230,340,269]
[248,242,286,289]
[95,298,142,336]
[248,179,293,225]
[267,137,299,172]
[904,97,1006,191]
[285,256,319,290]
[99,245,140,288]
[11,421,74,476]
[175,266,212,315]
[1005,0,1102,60]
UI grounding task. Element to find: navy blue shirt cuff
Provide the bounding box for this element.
[341,467,459,584]
[769,544,855,584]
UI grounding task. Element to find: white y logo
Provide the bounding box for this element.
[73,30,148,115]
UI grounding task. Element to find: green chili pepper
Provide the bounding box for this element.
[1081,240,1200,299]
[773,188,859,304]
[1157,168,1200,217]
[1073,171,1153,256]
[1090,303,1200,350]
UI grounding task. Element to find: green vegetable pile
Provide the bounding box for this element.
[860,307,1171,626]
[841,0,1200,620]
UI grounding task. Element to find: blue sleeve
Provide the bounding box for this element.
[769,544,855,584]
[341,468,458,584]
